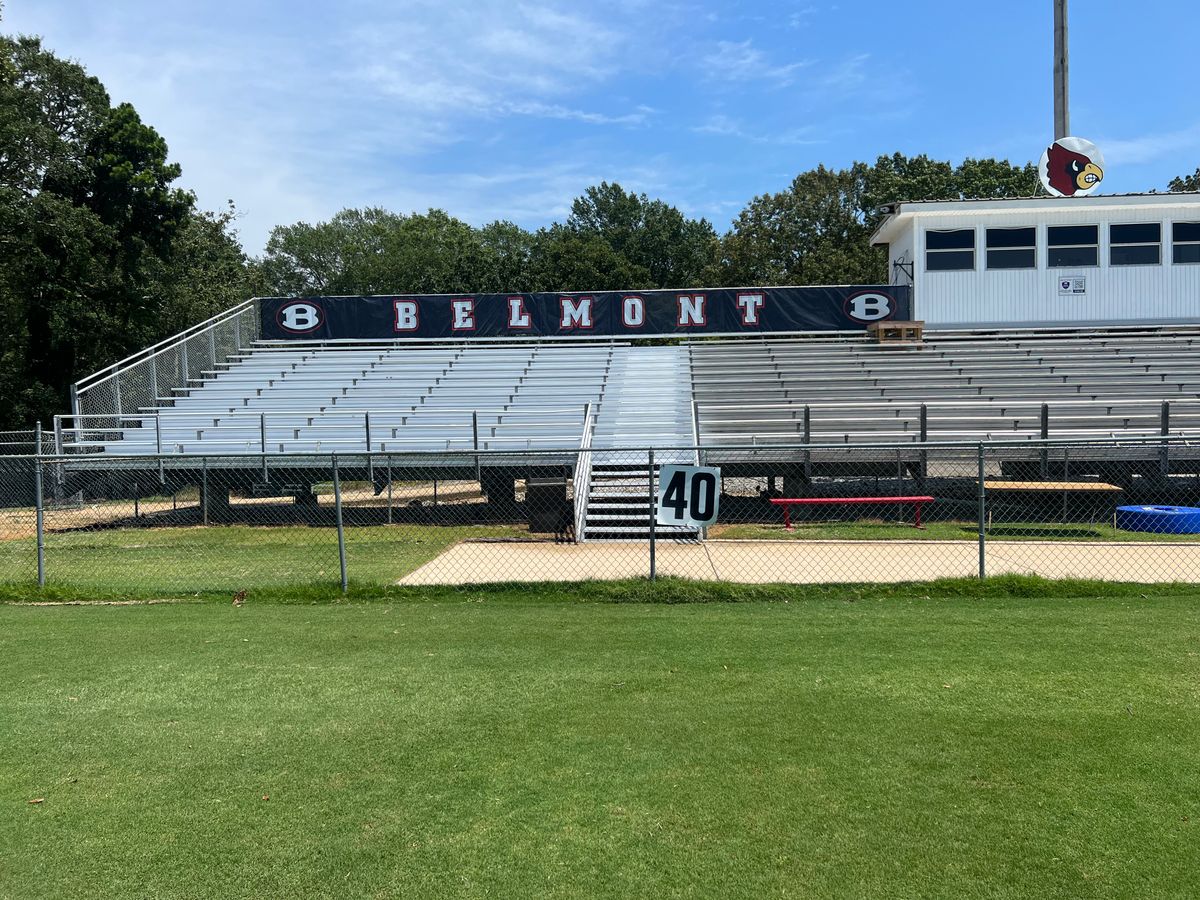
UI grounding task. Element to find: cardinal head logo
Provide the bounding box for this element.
[1040,137,1105,197]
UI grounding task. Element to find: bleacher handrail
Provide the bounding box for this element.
[74,299,256,394]
[573,403,595,543]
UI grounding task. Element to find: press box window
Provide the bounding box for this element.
[1174,222,1200,264]
[1047,224,1098,267]
[925,229,975,271]
[986,227,1036,269]
[1110,223,1161,266]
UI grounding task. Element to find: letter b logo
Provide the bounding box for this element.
[844,291,894,323]
[278,301,322,333]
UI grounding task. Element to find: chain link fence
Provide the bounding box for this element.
[3,437,1200,594]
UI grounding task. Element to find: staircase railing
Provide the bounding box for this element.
[71,299,260,427]
[573,402,595,543]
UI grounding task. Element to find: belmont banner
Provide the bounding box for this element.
[259,285,911,341]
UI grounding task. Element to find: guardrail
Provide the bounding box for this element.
[53,406,595,457]
[572,402,596,543]
[694,398,1200,445]
[72,300,260,421]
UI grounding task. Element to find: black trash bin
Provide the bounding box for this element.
[526,478,571,533]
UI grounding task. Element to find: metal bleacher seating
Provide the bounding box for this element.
[63,325,1200,457]
[75,343,615,455]
[689,328,1200,445]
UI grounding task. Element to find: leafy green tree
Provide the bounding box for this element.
[714,163,881,285]
[260,208,509,296]
[1169,168,1200,192]
[476,220,535,292]
[527,224,651,292]
[566,182,718,288]
[150,203,263,334]
[0,33,199,427]
[711,154,1042,287]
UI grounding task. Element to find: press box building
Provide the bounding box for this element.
[871,192,1200,328]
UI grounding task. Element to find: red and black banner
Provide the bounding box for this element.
[259,286,911,341]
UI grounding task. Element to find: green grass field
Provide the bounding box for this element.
[0,524,528,594]
[3,515,1198,598]
[3,578,1199,898]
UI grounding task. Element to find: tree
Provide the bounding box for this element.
[566,182,718,288]
[0,27,260,429]
[527,223,650,292]
[714,163,881,286]
[476,220,535,292]
[1169,168,1200,192]
[150,202,263,335]
[711,153,1042,287]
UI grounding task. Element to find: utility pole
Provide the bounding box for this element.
[1053,0,1069,139]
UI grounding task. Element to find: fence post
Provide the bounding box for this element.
[977,443,986,580]
[803,405,812,482]
[155,415,164,484]
[364,413,374,484]
[260,413,268,483]
[201,456,209,527]
[648,447,657,581]
[34,422,45,587]
[1160,400,1171,477]
[472,410,481,484]
[386,455,393,526]
[1062,446,1070,522]
[918,403,928,484]
[333,454,348,593]
[1039,403,1049,478]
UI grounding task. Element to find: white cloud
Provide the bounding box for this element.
[1100,122,1200,166]
[708,40,811,85]
[692,114,824,145]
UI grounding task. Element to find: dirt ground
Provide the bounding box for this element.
[398,538,1200,585]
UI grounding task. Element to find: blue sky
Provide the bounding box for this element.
[6,1,1198,254]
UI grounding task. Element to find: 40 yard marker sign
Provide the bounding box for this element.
[656,465,721,528]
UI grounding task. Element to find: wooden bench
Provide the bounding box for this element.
[770,496,935,530]
[983,481,1124,529]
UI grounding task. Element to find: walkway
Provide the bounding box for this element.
[399,539,1200,585]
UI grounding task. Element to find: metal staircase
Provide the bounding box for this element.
[581,463,700,542]
[581,345,699,541]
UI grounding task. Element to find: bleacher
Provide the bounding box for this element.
[63,325,1200,459]
[71,343,613,455]
[690,328,1200,445]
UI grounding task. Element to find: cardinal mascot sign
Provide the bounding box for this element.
[1039,137,1105,198]
[260,285,911,341]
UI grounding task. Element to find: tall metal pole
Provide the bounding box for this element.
[34,422,45,587]
[1053,0,1070,139]
[648,448,657,581]
[333,454,348,593]
[977,444,987,580]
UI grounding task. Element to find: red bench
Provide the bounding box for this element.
[770,496,935,530]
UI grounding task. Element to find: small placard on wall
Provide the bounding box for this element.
[1057,276,1087,295]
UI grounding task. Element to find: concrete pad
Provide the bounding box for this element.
[399,538,1200,586]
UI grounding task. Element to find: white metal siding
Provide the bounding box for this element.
[894,202,1200,327]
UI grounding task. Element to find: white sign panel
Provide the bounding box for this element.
[1057,276,1087,295]
[656,465,721,527]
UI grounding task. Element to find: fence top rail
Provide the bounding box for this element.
[57,406,593,425]
[30,432,1200,465]
[696,402,1200,417]
[74,300,256,395]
